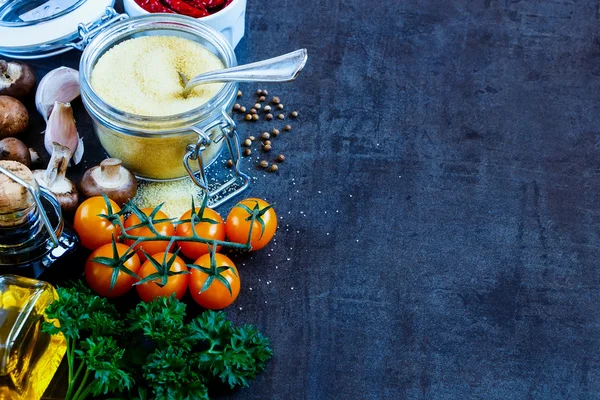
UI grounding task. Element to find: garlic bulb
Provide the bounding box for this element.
[44,102,84,165]
[35,67,80,122]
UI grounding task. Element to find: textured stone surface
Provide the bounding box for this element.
[12,0,600,398]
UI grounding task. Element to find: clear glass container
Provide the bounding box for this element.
[0,0,120,59]
[0,163,79,280]
[79,14,241,181]
[0,275,66,400]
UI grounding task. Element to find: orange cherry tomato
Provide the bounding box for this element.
[176,207,226,260]
[74,197,122,250]
[189,253,240,310]
[124,208,175,261]
[84,243,140,298]
[135,252,189,302]
[225,198,277,251]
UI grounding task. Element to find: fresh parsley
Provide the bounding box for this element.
[44,283,272,399]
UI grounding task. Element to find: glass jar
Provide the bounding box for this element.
[0,162,79,281]
[79,15,249,205]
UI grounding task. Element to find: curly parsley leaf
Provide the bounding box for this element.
[186,310,232,347]
[189,311,273,389]
[75,336,134,396]
[125,294,187,347]
[42,282,119,340]
[143,346,209,400]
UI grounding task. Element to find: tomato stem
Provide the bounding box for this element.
[99,197,257,283]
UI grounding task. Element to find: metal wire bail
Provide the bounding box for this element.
[67,7,128,51]
[182,109,250,207]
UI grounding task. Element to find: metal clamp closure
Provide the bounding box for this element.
[183,109,250,207]
[67,7,128,51]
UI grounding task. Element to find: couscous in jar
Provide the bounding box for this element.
[79,15,239,181]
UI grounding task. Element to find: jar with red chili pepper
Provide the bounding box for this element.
[134,0,233,17]
[124,0,246,48]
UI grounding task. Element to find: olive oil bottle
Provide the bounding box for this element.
[0,275,66,399]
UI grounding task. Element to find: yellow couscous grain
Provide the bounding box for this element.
[91,36,224,116]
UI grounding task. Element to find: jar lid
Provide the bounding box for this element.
[0,0,118,59]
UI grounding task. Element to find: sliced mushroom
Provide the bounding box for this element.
[79,158,137,206]
[33,142,79,215]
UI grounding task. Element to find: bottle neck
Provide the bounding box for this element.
[0,203,44,247]
[0,192,60,266]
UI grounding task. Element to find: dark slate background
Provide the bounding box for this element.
[8,0,600,399]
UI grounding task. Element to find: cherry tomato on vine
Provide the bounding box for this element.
[74,196,122,250]
[124,208,175,261]
[189,252,240,310]
[225,198,277,251]
[135,252,189,302]
[84,242,140,298]
[176,207,226,259]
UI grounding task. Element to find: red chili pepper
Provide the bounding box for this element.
[198,0,226,10]
[135,0,174,13]
[182,0,211,14]
[162,0,209,17]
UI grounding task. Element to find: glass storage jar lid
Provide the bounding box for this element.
[0,0,122,59]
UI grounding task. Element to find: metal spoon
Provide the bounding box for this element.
[180,49,308,97]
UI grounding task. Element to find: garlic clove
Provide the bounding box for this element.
[44,101,79,158]
[72,136,84,165]
[35,67,80,122]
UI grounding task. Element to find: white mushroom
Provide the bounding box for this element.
[79,158,137,206]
